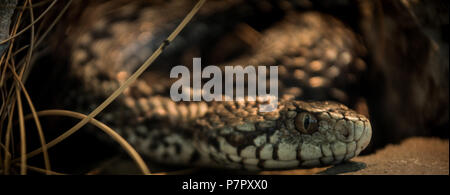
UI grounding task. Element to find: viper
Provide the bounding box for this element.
[57,0,372,170]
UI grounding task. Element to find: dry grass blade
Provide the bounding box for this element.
[13,163,66,175]
[1,0,30,175]
[10,0,55,9]
[33,0,72,49]
[1,0,58,175]
[11,44,29,56]
[152,168,200,175]
[6,62,52,174]
[0,0,58,45]
[2,0,52,174]
[0,142,11,157]
[0,0,27,87]
[22,109,150,175]
[17,0,207,165]
[2,100,15,175]
[15,85,26,174]
[21,0,72,83]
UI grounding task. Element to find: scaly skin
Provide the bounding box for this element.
[62,0,371,170]
[195,100,371,170]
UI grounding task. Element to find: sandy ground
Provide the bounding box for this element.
[99,137,448,175]
[261,137,449,175]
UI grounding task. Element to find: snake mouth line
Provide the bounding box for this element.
[208,122,372,170]
[219,152,357,170]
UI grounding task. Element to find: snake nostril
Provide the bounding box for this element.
[337,127,349,138]
[342,129,350,137]
[335,120,354,141]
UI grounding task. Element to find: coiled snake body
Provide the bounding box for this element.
[62,0,372,170]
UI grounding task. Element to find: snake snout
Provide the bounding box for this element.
[354,118,372,155]
[334,119,355,142]
[333,114,372,155]
[307,102,372,161]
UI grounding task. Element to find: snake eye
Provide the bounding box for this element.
[295,112,317,134]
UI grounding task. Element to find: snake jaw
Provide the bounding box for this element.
[196,101,372,170]
[288,101,372,166]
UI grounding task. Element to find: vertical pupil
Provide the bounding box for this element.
[304,114,310,130]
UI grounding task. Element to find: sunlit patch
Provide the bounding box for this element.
[309,60,324,71]
[308,76,326,87]
[292,57,307,67]
[73,49,88,64]
[325,66,340,78]
[324,48,338,61]
[116,71,129,82]
[293,69,306,80]
[338,51,352,65]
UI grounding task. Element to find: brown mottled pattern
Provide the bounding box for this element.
[64,0,371,169]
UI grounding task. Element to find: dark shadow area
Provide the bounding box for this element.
[317,161,367,175]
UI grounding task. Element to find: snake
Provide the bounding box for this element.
[57,0,372,170]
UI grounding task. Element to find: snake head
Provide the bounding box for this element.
[284,101,372,167]
[198,100,372,170]
[292,101,371,142]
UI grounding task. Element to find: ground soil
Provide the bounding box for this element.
[261,137,449,175]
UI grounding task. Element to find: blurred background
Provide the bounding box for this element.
[0,0,448,174]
